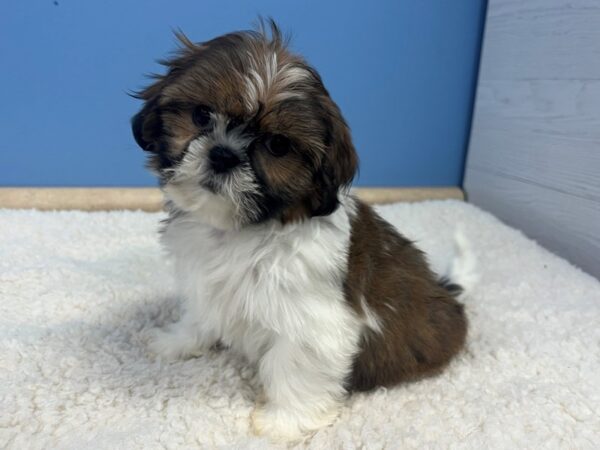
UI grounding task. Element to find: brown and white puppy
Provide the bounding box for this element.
[132,21,468,441]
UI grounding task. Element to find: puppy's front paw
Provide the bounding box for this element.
[251,404,338,442]
[143,327,204,362]
[251,405,303,442]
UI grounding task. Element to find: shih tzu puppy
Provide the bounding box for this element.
[132,21,468,441]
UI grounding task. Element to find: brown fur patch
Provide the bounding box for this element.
[345,199,468,391]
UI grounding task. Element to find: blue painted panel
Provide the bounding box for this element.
[0,0,486,186]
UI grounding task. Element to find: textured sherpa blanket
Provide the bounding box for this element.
[1,200,599,449]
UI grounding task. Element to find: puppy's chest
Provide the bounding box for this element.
[163,219,345,315]
[193,232,294,300]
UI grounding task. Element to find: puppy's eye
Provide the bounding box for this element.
[192,105,212,127]
[266,134,291,157]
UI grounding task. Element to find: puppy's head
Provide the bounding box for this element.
[132,20,358,229]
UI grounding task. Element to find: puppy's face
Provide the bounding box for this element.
[132,23,357,229]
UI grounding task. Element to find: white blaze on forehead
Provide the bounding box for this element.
[244,51,311,111]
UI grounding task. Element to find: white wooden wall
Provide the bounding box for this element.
[464,0,600,279]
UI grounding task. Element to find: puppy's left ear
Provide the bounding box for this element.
[131,30,200,153]
[310,104,358,217]
[131,98,162,153]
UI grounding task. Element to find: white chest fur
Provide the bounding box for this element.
[148,196,365,438]
[160,197,361,363]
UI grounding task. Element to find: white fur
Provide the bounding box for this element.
[244,52,310,111]
[447,227,479,298]
[147,195,362,440]
[162,184,238,230]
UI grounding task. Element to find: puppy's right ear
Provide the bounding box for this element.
[131,98,162,152]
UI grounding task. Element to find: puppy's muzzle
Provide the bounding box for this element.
[209,145,240,173]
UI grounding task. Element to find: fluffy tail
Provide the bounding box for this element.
[439,228,478,299]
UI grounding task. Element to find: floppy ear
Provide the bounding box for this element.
[309,102,359,217]
[131,98,162,153]
[131,30,201,153]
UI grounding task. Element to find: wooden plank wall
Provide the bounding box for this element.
[464,0,600,279]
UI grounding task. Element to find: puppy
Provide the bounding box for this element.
[132,21,467,441]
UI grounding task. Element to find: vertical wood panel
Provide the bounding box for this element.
[465,169,600,277]
[480,0,600,80]
[465,0,600,279]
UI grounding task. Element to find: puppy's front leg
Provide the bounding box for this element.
[251,335,354,441]
[145,308,217,361]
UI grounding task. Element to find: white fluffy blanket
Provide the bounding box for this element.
[1,201,599,449]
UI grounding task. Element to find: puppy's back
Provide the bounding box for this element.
[344,199,468,392]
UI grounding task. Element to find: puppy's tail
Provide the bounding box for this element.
[438,228,478,300]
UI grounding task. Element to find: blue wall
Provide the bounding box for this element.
[0,0,486,187]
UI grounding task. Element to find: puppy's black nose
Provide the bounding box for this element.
[209,146,240,173]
